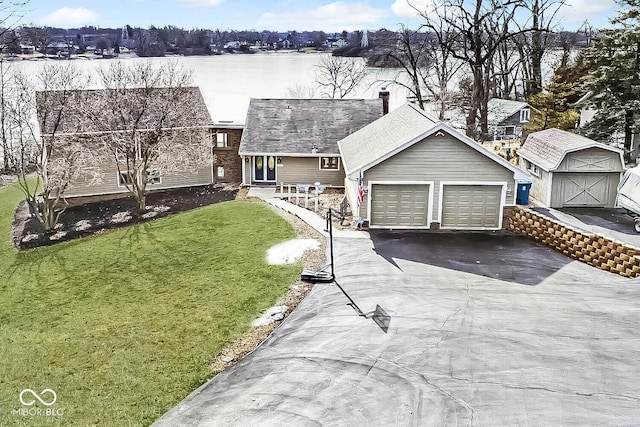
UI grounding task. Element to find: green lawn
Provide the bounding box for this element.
[0,184,301,426]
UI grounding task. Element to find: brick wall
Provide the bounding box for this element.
[508,206,640,278]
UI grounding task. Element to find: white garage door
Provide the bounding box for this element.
[441,185,503,229]
[370,184,430,228]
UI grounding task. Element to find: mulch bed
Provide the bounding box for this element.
[13,185,238,250]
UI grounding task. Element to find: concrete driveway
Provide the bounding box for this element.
[154,232,640,426]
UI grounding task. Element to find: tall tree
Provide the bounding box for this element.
[94,61,213,210]
[415,0,531,140]
[580,0,640,159]
[315,55,367,99]
[525,71,579,132]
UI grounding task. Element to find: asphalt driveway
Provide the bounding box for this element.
[154,232,640,426]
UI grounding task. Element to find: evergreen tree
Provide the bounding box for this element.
[526,71,580,133]
[580,0,640,156]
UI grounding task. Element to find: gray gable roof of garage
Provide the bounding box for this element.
[239,98,383,156]
[339,103,529,180]
[518,128,624,172]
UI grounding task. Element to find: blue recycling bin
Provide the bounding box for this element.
[516,181,532,205]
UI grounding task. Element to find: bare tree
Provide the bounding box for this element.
[414,0,531,140]
[9,64,100,231]
[94,61,213,210]
[315,54,367,99]
[284,83,318,98]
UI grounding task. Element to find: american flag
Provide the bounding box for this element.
[357,173,364,207]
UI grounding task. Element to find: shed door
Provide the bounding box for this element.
[441,185,502,229]
[370,184,429,228]
[554,173,616,207]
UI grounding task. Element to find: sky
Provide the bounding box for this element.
[18,0,620,33]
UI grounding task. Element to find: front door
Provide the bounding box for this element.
[254,156,276,183]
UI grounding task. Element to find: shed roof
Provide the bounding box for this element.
[239,98,383,156]
[518,128,624,172]
[339,103,529,181]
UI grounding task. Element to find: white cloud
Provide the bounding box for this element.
[176,0,223,6]
[41,7,99,27]
[391,0,430,18]
[258,2,389,32]
[555,0,616,26]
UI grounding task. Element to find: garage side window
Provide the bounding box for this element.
[526,159,540,177]
[320,157,340,171]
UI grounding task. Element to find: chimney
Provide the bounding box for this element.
[379,87,390,115]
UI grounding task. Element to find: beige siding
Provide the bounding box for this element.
[556,148,623,172]
[529,169,552,206]
[550,172,621,208]
[276,157,344,186]
[363,133,515,221]
[64,165,213,198]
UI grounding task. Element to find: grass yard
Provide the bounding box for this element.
[0,184,301,426]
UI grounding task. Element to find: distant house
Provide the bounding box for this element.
[518,128,624,208]
[239,98,385,187]
[37,87,235,199]
[338,103,529,230]
[487,98,537,141]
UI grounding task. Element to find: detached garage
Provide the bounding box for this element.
[518,129,624,208]
[338,104,529,230]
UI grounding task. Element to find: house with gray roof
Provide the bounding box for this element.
[486,98,538,141]
[338,103,529,230]
[38,87,225,199]
[238,98,384,187]
[518,128,624,208]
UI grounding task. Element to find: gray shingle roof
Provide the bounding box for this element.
[339,103,529,180]
[518,128,624,171]
[238,98,383,156]
[487,98,530,126]
[339,103,439,174]
[36,87,212,135]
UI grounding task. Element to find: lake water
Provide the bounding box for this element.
[11,53,408,125]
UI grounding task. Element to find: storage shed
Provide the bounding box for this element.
[518,128,625,208]
[338,104,529,230]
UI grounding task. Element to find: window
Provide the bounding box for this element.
[504,126,515,136]
[216,133,228,148]
[520,108,530,123]
[526,160,540,177]
[118,171,134,187]
[320,157,340,170]
[115,149,127,163]
[148,169,161,185]
[217,166,225,177]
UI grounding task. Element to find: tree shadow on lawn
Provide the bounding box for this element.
[370,230,573,286]
[14,185,238,250]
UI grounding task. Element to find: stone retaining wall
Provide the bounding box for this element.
[508,206,640,278]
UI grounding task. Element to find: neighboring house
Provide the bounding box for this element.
[570,91,639,162]
[518,128,624,208]
[338,103,529,230]
[486,98,537,141]
[37,87,221,199]
[239,98,385,187]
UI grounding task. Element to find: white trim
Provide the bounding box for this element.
[117,170,134,188]
[343,123,529,182]
[437,181,507,230]
[241,155,247,185]
[147,168,162,185]
[546,171,553,207]
[239,152,339,158]
[319,156,340,171]
[367,180,434,229]
[520,143,625,173]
